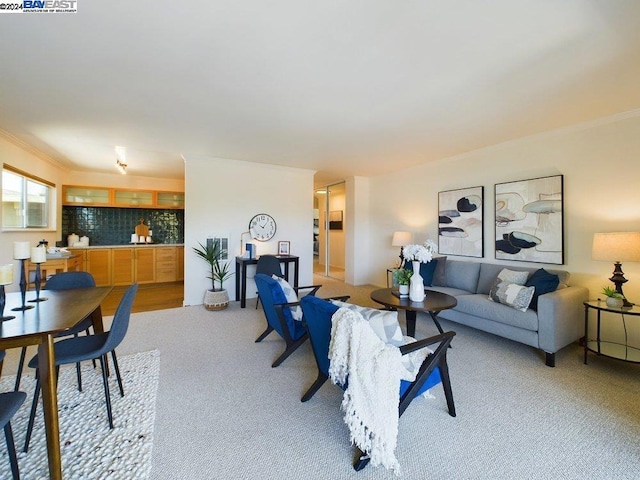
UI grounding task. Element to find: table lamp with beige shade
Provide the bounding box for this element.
[392,231,413,267]
[592,232,640,307]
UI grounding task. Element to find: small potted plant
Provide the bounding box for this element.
[393,268,412,296]
[193,239,234,310]
[601,286,624,308]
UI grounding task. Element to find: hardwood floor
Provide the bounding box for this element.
[101,282,184,316]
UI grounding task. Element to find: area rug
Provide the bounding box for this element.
[0,350,160,480]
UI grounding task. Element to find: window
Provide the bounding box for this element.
[2,166,53,229]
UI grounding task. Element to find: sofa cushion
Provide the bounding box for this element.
[404,259,438,286]
[455,294,539,331]
[433,256,447,286]
[525,268,560,311]
[489,268,534,312]
[477,264,529,294]
[445,260,481,293]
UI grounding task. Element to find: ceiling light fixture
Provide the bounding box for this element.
[115,146,127,174]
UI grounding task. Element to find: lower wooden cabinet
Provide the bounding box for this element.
[87,249,112,287]
[67,246,182,286]
[135,248,156,284]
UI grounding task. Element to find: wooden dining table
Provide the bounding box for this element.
[0,286,112,480]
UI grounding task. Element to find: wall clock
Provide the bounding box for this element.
[249,213,277,241]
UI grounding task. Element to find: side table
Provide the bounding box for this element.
[583,300,640,364]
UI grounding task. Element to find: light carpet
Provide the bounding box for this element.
[0,350,160,480]
[115,298,640,480]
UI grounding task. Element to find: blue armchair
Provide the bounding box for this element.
[299,294,456,471]
[254,273,321,367]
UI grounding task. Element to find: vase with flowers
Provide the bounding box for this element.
[403,239,438,302]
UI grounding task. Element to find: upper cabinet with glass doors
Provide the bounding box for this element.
[62,186,184,209]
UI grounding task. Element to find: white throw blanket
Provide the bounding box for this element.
[328,307,427,473]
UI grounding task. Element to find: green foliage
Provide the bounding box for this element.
[601,286,623,299]
[393,268,413,286]
[193,240,234,291]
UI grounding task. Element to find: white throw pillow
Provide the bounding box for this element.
[330,300,404,346]
[272,275,303,320]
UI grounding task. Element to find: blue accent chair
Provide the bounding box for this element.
[299,295,456,471]
[254,273,321,367]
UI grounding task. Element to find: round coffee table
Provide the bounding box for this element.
[370,288,457,337]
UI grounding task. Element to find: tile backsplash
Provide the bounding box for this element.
[62,207,184,246]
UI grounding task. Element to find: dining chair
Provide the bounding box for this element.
[299,295,456,471]
[254,255,283,309]
[14,271,97,392]
[23,283,138,453]
[0,391,27,479]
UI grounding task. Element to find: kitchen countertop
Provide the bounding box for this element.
[67,244,184,249]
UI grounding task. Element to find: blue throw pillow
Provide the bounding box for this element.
[525,268,560,311]
[404,259,438,287]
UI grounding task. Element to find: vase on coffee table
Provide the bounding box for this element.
[409,260,425,302]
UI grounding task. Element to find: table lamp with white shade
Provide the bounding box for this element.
[592,232,640,307]
[392,231,413,267]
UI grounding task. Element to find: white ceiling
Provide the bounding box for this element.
[1,1,639,186]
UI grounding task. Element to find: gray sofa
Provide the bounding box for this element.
[427,258,588,367]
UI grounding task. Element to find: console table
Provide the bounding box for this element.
[235,255,299,308]
[583,300,640,364]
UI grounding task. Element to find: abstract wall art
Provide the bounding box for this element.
[495,174,564,264]
[438,186,484,258]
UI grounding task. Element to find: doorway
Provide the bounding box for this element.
[314,182,346,280]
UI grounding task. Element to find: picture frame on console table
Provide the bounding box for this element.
[278,241,290,256]
[495,174,564,264]
[438,186,484,258]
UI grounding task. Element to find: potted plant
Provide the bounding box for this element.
[393,268,412,296]
[601,286,624,308]
[193,240,234,310]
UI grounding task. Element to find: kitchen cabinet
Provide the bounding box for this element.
[62,185,184,209]
[114,190,154,207]
[63,186,112,206]
[176,246,184,281]
[112,248,135,285]
[112,247,156,285]
[155,247,177,283]
[135,248,156,283]
[156,192,185,209]
[86,249,112,287]
[64,246,181,286]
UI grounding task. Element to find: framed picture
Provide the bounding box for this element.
[438,186,484,258]
[495,174,564,264]
[329,210,343,230]
[278,241,290,256]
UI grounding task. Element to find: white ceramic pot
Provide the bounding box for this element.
[399,284,409,296]
[606,296,624,308]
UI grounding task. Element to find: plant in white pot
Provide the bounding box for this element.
[193,240,234,311]
[393,268,412,296]
[601,286,624,308]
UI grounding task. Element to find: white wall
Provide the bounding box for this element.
[0,136,68,291]
[183,156,315,306]
[363,111,640,307]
